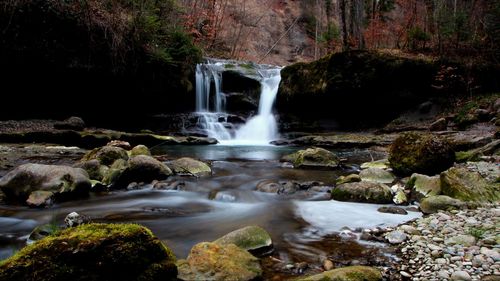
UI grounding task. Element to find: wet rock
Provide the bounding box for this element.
[296,265,382,281]
[419,195,465,214]
[360,159,390,170]
[336,174,361,185]
[54,116,85,131]
[323,259,334,271]
[214,225,272,255]
[114,155,172,188]
[281,147,339,169]
[82,145,129,166]
[389,132,455,176]
[0,223,177,281]
[64,212,88,228]
[332,182,393,204]
[177,242,261,281]
[28,224,59,242]
[106,140,131,150]
[102,159,129,186]
[129,145,151,157]
[0,164,91,205]
[75,159,108,181]
[378,206,408,215]
[429,117,447,131]
[408,173,441,200]
[256,180,281,193]
[385,230,407,244]
[26,191,54,208]
[169,157,211,177]
[440,166,499,202]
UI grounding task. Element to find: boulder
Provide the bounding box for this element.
[54,116,85,131]
[0,164,91,204]
[113,156,172,188]
[440,166,499,202]
[177,242,261,281]
[360,159,390,170]
[214,226,273,255]
[169,157,211,177]
[130,145,151,157]
[336,174,361,185]
[359,168,395,184]
[419,195,465,214]
[281,147,339,169]
[0,223,177,281]
[296,266,382,281]
[102,159,129,186]
[82,145,129,166]
[389,132,455,176]
[106,140,131,150]
[331,182,393,204]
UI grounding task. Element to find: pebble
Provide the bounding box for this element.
[392,205,499,281]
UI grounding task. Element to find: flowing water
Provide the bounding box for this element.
[195,60,281,144]
[0,145,420,279]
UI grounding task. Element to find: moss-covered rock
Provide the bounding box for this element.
[440,166,500,202]
[389,132,455,176]
[0,164,91,204]
[408,173,442,201]
[75,159,109,181]
[296,265,382,281]
[0,223,177,281]
[82,145,129,166]
[214,226,273,254]
[130,145,151,157]
[169,157,211,177]
[336,174,362,185]
[419,195,465,214]
[281,147,339,169]
[359,168,395,184]
[102,159,129,186]
[278,51,438,129]
[331,182,393,204]
[177,242,261,281]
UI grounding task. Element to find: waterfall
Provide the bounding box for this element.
[194,60,281,145]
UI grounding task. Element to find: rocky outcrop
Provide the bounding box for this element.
[0,223,177,281]
[297,266,382,281]
[331,182,393,204]
[177,242,261,281]
[281,147,339,169]
[389,132,455,176]
[278,51,438,129]
[0,164,91,206]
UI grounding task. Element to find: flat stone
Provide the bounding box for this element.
[450,271,471,281]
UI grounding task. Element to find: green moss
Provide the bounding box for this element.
[440,167,500,202]
[389,132,455,176]
[0,223,177,281]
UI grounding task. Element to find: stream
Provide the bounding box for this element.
[0,144,421,278]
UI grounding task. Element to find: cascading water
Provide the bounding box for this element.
[194,60,281,145]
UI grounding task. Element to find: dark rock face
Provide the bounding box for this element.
[54,117,86,131]
[0,223,178,281]
[278,51,438,129]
